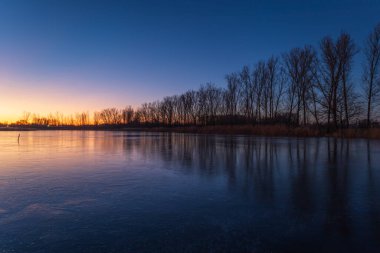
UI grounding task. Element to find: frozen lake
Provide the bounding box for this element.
[0,131,379,252]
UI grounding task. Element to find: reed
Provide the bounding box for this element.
[145,125,380,139]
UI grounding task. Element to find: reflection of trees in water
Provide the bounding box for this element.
[323,138,380,243]
[239,137,277,202]
[120,133,380,242]
[366,140,380,244]
[289,138,318,215]
[325,138,351,237]
[223,136,238,187]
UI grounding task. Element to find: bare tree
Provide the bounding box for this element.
[225,72,240,120]
[76,112,89,126]
[183,90,198,125]
[274,64,287,118]
[337,33,357,127]
[94,111,101,125]
[240,65,254,120]
[320,36,343,129]
[252,61,266,122]
[204,83,223,125]
[20,111,31,125]
[363,23,380,127]
[319,33,357,129]
[100,108,122,124]
[122,106,134,125]
[284,46,316,125]
[266,57,277,119]
[159,96,175,125]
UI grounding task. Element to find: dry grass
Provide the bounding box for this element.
[146,125,380,139]
[331,128,380,139]
[3,124,379,139]
[195,125,321,137]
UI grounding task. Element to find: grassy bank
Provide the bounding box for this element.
[143,125,379,139]
[1,125,380,139]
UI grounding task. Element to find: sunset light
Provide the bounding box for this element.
[1,1,380,252]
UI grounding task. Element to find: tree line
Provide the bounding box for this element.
[12,23,380,130]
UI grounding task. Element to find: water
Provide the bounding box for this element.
[0,131,379,252]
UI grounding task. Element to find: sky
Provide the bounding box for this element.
[0,0,380,122]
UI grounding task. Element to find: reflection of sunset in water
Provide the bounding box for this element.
[0,131,380,252]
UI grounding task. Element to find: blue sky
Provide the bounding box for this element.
[0,0,380,121]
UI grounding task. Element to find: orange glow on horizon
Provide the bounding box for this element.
[0,77,140,123]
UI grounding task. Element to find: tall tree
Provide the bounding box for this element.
[225,72,240,120]
[319,33,357,129]
[284,46,316,125]
[363,23,380,127]
[240,65,254,120]
[320,36,343,129]
[337,33,357,127]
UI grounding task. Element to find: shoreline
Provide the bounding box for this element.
[1,125,380,139]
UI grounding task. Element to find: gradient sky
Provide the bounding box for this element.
[1,0,380,122]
